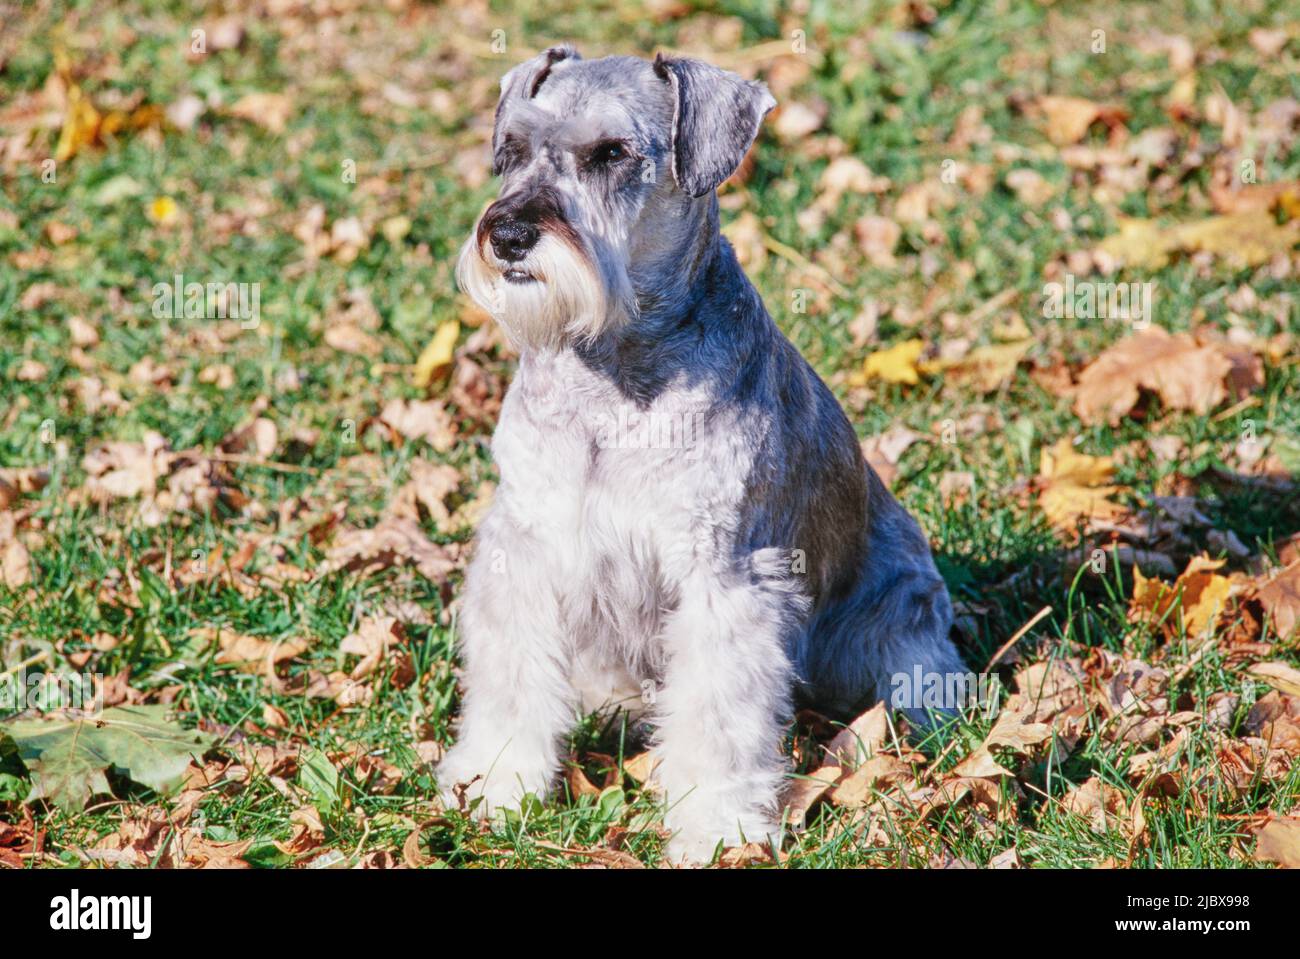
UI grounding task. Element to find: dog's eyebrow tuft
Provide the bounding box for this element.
[528,47,574,99]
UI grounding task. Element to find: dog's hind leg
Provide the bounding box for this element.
[799,478,968,729]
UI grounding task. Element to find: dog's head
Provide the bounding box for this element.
[457,47,776,351]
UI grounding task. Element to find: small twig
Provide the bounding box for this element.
[357,151,453,176]
[2,650,49,676]
[1211,395,1259,422]
[984,605,1053,674]
[965,288,1019,326]
[205,451,319,475]
[759,232,852,299]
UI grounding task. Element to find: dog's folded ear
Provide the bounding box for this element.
[492,45,581,174]
[653,53,776,198]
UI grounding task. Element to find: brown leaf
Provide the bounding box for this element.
[1,536,31,588]
[228,92,293,134]
[379,398,457,453]
[1063,776,1129,834]
[823,702,889,770]
[206,628,311,675]
[950,745,1015,778]
[621,751,661,790]
[984,707,1055,753]
[783,765,842,826]
[861,427,922,488]
[1255,561,1300,640]
[1036,95,1117,145]
[385,458,461,529]
[1073,327,1235,425]
[1253,817,1300,867]
[1248,662,1300,698]
[339,616,405,680]
[1130,554,1235,639]
[831,754,914,807]
[323,517,458,584]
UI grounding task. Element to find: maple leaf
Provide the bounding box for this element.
[1073,326,1240,425]
[1036,438,1128,535]
[3,706,212,812]
[1096,212,1300,270]
[1129,554,1235,639]
[921,338,1033,393]
[1254,561,1300,639]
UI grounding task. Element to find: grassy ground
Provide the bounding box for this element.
[1,0,1299,868]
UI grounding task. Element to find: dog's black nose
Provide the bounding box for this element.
[488,221,539,262]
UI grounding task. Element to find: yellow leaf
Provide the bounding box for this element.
[411,320,460,389]
[55,84,102,163]
[147,196,179,225]
[920,339,1032,393]
[1129,554,1235,639]
[863,338,925,385]
[1174,212,1300,267]
[1037,438,1128,534]
[1097,212,1300,270]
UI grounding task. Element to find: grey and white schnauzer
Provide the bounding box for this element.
[438,46,965,862]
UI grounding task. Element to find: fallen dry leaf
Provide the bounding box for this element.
[1130,554,1235,640]
[228,92,293,134]
[1096,212,1300,270]
[1073,327,1238,425]
[1253,817,1300,867]
[1063,776,1131,834]
[1037,438,1129,535]
[862,338,924,385]
[323,516,458,584]
[921,339,1033,393]
[860,426,922,488]
[379,398,458,453]
[1248,662,1300,698]
[412,320,460,389]
[823,702,890,769]
[783,766,842,827]
[1036,95,1126,145]
[202,627,311,674]
[339,616,405,680]
[831,754,913,807]
[385,458,461,530]
[1255,561,1300,640]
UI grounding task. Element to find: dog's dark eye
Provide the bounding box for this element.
[495,135,531,174]
[590,140,628,166]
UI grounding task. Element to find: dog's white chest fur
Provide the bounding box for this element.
[489,350,745,670]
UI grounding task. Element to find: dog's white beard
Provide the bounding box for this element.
[456,233,633,352]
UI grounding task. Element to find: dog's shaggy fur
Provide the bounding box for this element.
[438,47,966,861]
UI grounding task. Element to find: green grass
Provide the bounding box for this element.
[1,0,1298,868]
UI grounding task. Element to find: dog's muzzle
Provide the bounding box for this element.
[476,187,579,282]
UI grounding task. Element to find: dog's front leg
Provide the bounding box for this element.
[435,515,575,817]
[652,560,800,863]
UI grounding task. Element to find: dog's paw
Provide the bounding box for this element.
[433,749,551,818]
[662,819,781,866]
